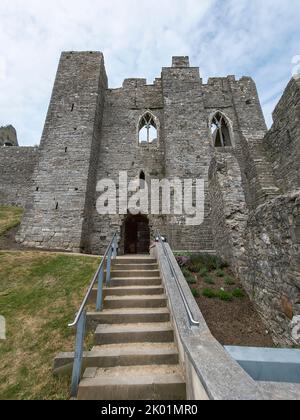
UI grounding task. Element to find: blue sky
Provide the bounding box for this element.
[0,0,299,146]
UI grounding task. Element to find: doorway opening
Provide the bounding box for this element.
[124,214,150,255]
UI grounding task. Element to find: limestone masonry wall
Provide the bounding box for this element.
[0,147,38,206]
[17,52,108,252]
[243,193,300,346]
[0,125,18,147]
[263,76,300,193]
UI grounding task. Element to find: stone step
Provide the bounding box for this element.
[111,270,160,278]
[95,322,174,345]
[87,308,170,326]
[104,286,164,297]
[104,294,167,309]
[90,343,179,367]
[110,277,162,287]
[88,286,164,303]
[77,365,186,400]
[114,258,157,265]
[112,264,158,271]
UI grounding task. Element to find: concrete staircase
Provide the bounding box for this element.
[77,256,186,400]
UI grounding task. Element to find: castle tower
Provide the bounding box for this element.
[17,52,108,252]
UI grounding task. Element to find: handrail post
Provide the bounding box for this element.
[96,265,104,312]
[70,310,87,398]
[106,246,113,287]
[113,235,118,259]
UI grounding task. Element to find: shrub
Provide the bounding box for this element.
[187,254,229,272]
[204,275,215,285]
[191,288,200,298]
[215,269,225,278]
[224,276,235,286]
[199,268,209,277]
[182,268,197,285]
[232,288,245,298]
[176,256,191,268]
[202,289,217,299]
[216,290,233,301]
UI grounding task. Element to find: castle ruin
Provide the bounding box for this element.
[0,53,299,346]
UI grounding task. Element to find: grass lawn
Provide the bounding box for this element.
[0,206,23,237]
[0,251,100,400]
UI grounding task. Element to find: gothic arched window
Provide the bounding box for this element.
[210,112,232,147]
[138,112,158,145]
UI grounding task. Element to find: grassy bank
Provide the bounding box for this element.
[0,206,23,237]
[0,251,99,400]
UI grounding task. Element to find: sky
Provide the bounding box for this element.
[0,0,299,146]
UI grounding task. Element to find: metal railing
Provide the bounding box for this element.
[68,232,118,398]
[157,233,200,328]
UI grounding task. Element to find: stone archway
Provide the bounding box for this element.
[123,214,150,255]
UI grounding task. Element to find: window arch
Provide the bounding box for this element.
[210,112,233,148]
[138,112,158,145]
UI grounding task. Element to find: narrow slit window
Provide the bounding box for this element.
[211,112,232,147]
[139,113,158,145]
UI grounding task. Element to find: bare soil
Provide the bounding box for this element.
[190,270,274,347]
[0,226,24,251]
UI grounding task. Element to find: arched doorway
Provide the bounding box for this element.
[124,215,150,255]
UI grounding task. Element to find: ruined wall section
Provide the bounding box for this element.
[17,52,107,252]
[203,76,278,209]
[243,192,300,346]
[90,78,166,253]
[0,125,18,147]
[209,150,300,346]
[0,147,39,206]
[161,58,214,251]
[228,77,279,207]
[263,76,300,193]
[208,151,248,270]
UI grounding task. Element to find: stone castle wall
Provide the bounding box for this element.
[15,53,278,255]
[17,52,108,252]
[243,192,300,346]
[0,147,38,207]
[0,125,18,147]
[263,75,300,193]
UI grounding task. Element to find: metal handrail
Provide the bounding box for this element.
[157,233,200,328]
[68,232,118,398]
[68,232,117,328]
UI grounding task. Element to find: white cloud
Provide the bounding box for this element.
[0,57,6,80]
[0,0,299,145]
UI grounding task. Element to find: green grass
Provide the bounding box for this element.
[0,206,23,237]
[0,251,99,400]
